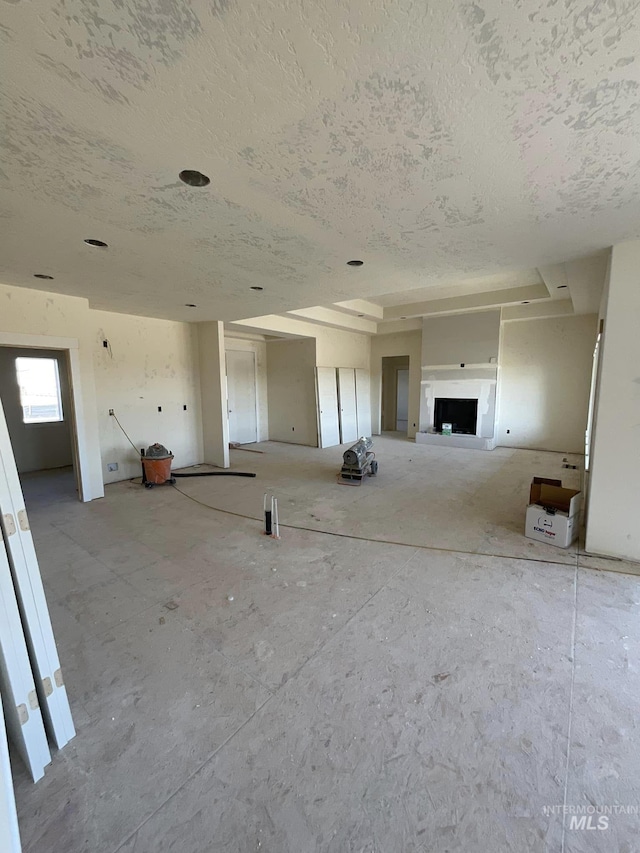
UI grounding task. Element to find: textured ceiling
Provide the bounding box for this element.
[1,0,639,321]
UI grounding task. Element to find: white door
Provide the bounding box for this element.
[0,691,21,852]
[0,533,51,782]
[226,350,258,444]
[337,368,358,444]
[315,368,341,448]
[355,369,372,437]
[396,369,409,432]
[0,399,75,751]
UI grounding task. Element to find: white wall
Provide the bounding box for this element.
[0,284,103,500]
[422,310,500,366]
[93,311,203,482]
[0,347,73,473]
[497,314,597,453]
[371,330,422,438]
[587,240,640,561]
[267,338,318,446]
[225,336,268,442]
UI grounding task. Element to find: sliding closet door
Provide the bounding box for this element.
[315,368,341,448]
[0,400,75,749]
[337,368,358,444]
[0,533,50,782]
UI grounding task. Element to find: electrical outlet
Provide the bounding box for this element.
[103,340,109,348]
[108,409,114,416]
[183,404,187,411]
[107,462,118,472]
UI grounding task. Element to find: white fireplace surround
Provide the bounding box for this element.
[416,365,498,450]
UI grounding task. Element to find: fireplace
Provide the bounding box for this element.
[434,397,478,435]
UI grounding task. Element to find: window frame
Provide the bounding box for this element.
[14,356,65,426]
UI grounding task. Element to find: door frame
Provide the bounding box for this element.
[0,332,93,502]
[225,347,259,444]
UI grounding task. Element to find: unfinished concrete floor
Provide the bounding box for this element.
[10,439,640,852]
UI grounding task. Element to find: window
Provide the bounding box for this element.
[15,357,64,424]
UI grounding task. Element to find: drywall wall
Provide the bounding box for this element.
[587,240,640,562]
[93,311,203,482]
[267,338,318,446]
[0,284,103,500]
[315,328,370,370]
[371,330,422,438]
[0,347,73,473]
[422,310,500,366]
[497,314,597,453]
[225,336,268,442]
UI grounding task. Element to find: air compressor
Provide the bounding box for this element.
[338,437,378,485]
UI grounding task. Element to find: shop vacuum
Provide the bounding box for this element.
[140,443,256,488]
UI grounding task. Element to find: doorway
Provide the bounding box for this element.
[0,347,78,502]
[381,355,410,435]
[226,349,258,445]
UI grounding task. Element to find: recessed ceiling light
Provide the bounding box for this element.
[557,285,568,288]
[34,274,54,280]
[185,303,197,307]
[84,238,108,247]
[250,286,263,291]
[179,169,210,187]
[347,260,363,266]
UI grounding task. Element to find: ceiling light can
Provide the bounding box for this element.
[179,170,210,187]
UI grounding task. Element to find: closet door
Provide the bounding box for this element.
[0,533,50,782]
[355,369,372,437]
[0,400,75,750]
[315,368,340,448]
[226,349,258,444]
[337,368,358,444]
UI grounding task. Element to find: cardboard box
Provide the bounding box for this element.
[525,477,581,548]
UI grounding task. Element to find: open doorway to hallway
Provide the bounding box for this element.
[381,355,410,437]
[0,346,79,505]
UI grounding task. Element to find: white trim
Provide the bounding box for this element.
[0,332,98,502]
[0,332,79,351]
[420,362,497,371]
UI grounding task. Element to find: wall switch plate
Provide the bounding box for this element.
[108,409,114,416]
[107,462,118,472]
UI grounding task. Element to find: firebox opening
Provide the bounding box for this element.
[434,398,478,435]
